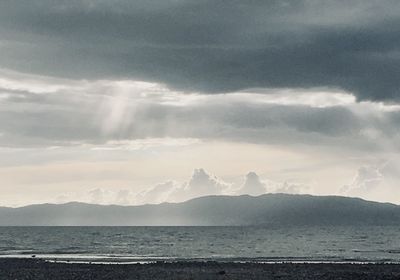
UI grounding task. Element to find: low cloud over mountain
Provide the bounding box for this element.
[55,168,313,206]
[237,172,267,196]
[137,168,231,204]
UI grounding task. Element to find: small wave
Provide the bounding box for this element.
[387,250,400,254]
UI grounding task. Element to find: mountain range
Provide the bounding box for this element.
[1,194,399,226]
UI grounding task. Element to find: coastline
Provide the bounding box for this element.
[1,254,399,265]
[1,258,400,280]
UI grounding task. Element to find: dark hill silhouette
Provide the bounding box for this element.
[0,194,399,226]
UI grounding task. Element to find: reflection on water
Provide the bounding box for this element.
[0,226,399,262]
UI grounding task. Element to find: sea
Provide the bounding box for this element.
[0,226,399,263]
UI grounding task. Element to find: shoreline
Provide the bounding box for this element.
[1,258,400,279]
[1,254,399,265]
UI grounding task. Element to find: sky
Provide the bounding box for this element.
[1,0,400,206]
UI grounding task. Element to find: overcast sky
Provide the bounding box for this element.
[1,0,400,206]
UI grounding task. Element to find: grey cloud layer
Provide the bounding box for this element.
[1,0,400,101]
[1,77,400,150]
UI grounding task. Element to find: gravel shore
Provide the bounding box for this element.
[1,258,400,279]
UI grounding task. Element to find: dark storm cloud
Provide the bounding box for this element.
[0,0,400,101]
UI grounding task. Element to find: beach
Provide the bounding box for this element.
[1,259,400,280]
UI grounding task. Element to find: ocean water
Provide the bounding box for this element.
[0,226,399,263]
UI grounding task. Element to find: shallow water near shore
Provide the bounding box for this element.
[0,226,400,263]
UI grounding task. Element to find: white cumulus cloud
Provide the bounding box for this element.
[237,172,267,196]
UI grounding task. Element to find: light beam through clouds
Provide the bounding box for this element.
[1,0,400,207]
[0,70,399,206]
